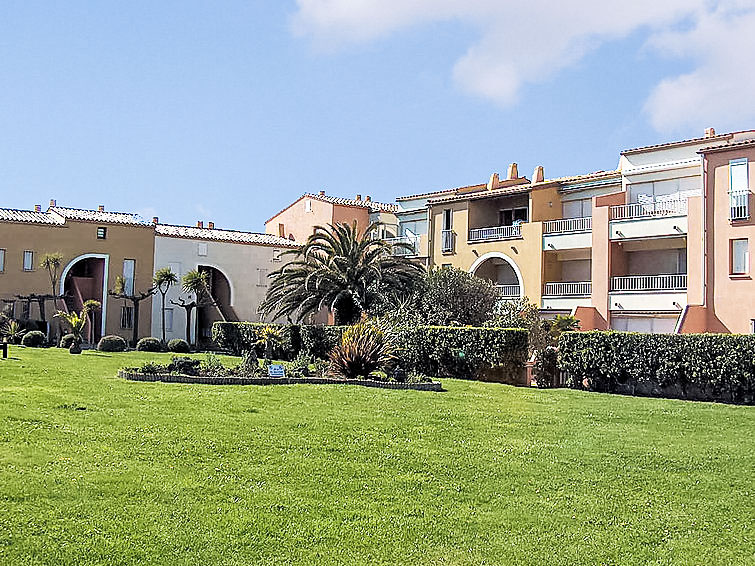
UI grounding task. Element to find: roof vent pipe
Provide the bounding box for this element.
[356,194,362,201]
[208,222,215,229]
[34,204,42,213]
[98,205,105,212]
[507,163,518,180]
[533,166,545,183]
[49,199,57,207]
[319,190,326,196]
[705,127,716,138]
[152,217,159,224]
[197,221,203,228]
[365,195,371,202]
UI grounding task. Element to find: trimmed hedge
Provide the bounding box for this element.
[136,337,162,352]
[212,322,301,359]
[21,330,46,347]
[97,335,128,352]
[396,326,528,381]
[300,325,347,359]
[558,331,755,404]
[167,338,191,353]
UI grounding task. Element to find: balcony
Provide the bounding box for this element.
[441,229,455,253]
[542,217,592,250]
[496,284,521,298]
[609,199,688,240]
[730,190,750,221]
[543,281,592,296]
[542,217,592,234]
[610,198,687,220]
[385,235,420,256]
[611,274,687,292]
[468,224,522,243]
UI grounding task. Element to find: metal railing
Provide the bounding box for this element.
[496,284,521,298]
[610,198,687,220]
[468,224,522,242]
[611,274,687,292]
[730,190,750,220]
[385,235,420,256]
[542,217,592,234]
[441,230,455,253]
[543,281,592,296]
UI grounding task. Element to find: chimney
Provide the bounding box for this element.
[319,190,326,196]
[97,205,105,212]
[487,173,500,190]
[355,194,362,201]
[49,199,56,207]
[197,221,203,228]
[507,163,518,180]
[34,204,41,213]
[365,195,371,202]
[208,221,215,229]
[704,127,716,138]
[152,216,159,224]
[532,165,545,183]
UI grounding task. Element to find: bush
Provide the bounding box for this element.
[167,338,190,353]
[212,322,301,359]
[200,353,227,376]
[168,356,200,375]
[233,349,260,376]
[139,361,168,374]
[97,335,128,352]
[558,332,755,404]
[395,326,528,381]
[21,330,46,347]
[329,319,395,380]
[59,334,75,349]
[285,352,312,377]
[533,346,559,388]
[136,337,162,352]
[300,325,347,359]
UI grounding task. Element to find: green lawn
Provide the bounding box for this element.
[0,348,753,565]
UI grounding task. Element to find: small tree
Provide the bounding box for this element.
[153,267,178,344]
[170,269,213,346]
[256,326,283,363]
[54,300,101,354]
[108,275,155,347]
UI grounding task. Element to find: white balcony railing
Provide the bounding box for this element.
[441,230,455,253]
[496,284,521,298]
[542,217,592,234]
[385,235,420,256]
[611,274,687,292]
[610,199,688,221]
[730,190,750,220]
[543,281,592,297]
[468,224,522,242]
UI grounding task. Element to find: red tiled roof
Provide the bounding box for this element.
[303,192,398,213]
[155,224,300,246]
[49,206,147,226]
[0,208,64,225]
[698,138,755,154]
[621,133,735,155]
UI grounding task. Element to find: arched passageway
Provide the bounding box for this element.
[469,252,524,299]
[197,265,238,342]
[60,255,108,343]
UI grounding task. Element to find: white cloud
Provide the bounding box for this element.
[292,1,755,131]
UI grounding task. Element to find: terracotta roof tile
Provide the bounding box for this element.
[0,208,64,225]
[303,193,398,213]
[49,206,147,226]
[155,224,300,246]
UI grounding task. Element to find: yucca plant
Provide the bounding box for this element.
[328,318,395,380]
[256,326,284,363]
[1,320,26,344]
[54,300,101,354]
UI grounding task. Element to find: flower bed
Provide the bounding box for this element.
[117,369,442,391]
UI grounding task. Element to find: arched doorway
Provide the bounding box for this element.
[469,252,524,299]
[196,265,238,342]
[60,254,109,343]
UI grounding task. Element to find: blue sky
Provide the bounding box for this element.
[2,1,754,232]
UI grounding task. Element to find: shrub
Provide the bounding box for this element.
[533,346,559,388]
[200,353,227,376]
[286,352,313,377]
[167,338,190,353]
[300,325,347,359]
[233,349,260,376]
[97,335,128,352]
[136,337,162,352]
[59,334,75,349]
[139,361,168,374]
[2,320,26,344]
[212,322,301,359]
[21,330,46,347]
[395,326,528,381]
[558,332,755,404]
[168,356,200,375]
[329,319,395,380]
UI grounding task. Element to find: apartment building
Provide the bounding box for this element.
[0,201,155,342]
[264,191,398,243]
[152,221,298,344]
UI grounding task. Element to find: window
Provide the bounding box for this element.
[164,308,174,332]
[23,251,33,271]
[0,249,5,273]
[197,242,208,256]
[562,198,592,219]
[731,239,749,275]
[442,209,453,230]
[122,259,135,296]
[499,207,528,226]
[272,249,282,262]
[278,223,285,237]
[257,268,268,286]
[751,319,755,334]
[121,306,134,329]
[97,227,107,239]
[730,159,750,220]
[305,199,312,213]
[441,263,452,269]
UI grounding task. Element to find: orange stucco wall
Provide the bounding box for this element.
[591,192,627,323]
[332,205,370,234]
[265,196,334,243]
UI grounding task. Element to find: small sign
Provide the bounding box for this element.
[268,364,286,378]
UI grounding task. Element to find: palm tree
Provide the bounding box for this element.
[153,267,178,344]
[170,269,211,345]
[259,222,424,325]
[54,300,101,354]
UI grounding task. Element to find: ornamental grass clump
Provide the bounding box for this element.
[328,318,395,380]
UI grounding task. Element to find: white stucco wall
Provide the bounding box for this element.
[151,235,292,342]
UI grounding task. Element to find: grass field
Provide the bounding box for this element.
[0,347,753,565]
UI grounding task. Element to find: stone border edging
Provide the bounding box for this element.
[118,370,443,391]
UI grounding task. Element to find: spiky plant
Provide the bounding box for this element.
[54,300,100,354]
[328,318,395,380]
[1,320,26,344]
[259,222,423,325]
[256,326,284,363]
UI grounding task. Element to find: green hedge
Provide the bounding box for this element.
[558,331,755,404]
[300,325,347,359]
[212,322,302,359]
[395,326,528,381]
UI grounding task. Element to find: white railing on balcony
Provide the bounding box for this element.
[542,217,592,234]
[441,230,455,253]
[385,235,420,256]
[611,274,687,292]
[610,198,688,221]
[496,284,521,298]
[468,224,522,242]
[730,190,750,220]
[543,281,592,296]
